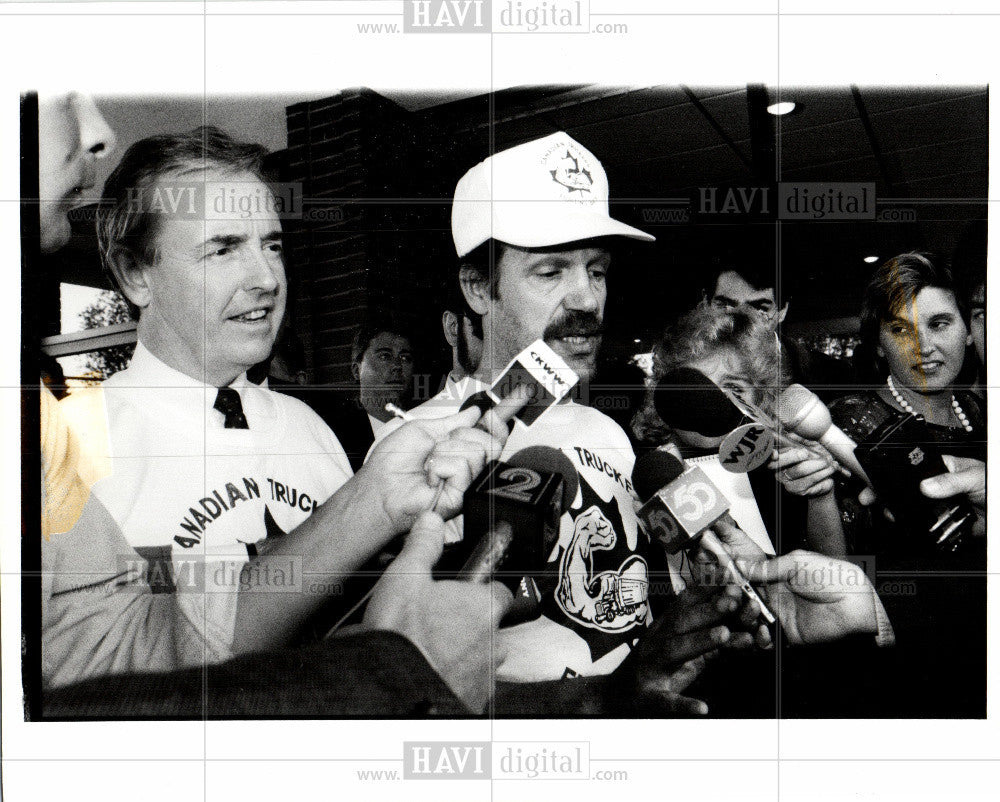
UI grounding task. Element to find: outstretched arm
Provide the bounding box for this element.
[745,550,894,646]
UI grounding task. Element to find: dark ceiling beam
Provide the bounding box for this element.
[680,84,752,171]
[850,85,902,198]
[745,84,776,184]
[851,85,926,254]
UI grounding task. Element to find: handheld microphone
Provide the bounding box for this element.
[460,339,580,428]
[777,384,872,486]
[634,451,728,554]
[456,446,579,591]
[652,368,836,476]
[633,451,775,624]
[653,367,744,437]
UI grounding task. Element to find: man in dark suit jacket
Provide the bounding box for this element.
[268,320,416,472]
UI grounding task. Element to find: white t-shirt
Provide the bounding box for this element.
[61,343,352,664]
[367,413,389,440]
[373,379,663,682]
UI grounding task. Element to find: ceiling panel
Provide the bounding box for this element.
[568,104,732,167]
[896,170,989,200]
[779,155,882,184]
[614,145,751,195]
[869,94,988,155]
[547,86,691,130]
[858,86,986,116]
[892,138,989,194]
[697,89,752,145]
[777,117,872,172]
[771,87,857,133]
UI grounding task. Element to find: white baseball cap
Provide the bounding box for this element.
[451,131,655,258]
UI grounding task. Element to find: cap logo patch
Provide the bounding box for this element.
[548,148,594,195]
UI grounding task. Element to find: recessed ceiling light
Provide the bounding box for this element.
[767,101,796,116]
[864,255,879,264]
[633,338,641,344]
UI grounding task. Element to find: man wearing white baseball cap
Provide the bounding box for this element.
[374,132,752,712]
[450,131,653,382]
[452,131,654,255]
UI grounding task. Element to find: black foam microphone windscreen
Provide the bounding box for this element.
[632,449,687,503]
[457,446,576,588]
[507,445,580,512]
[653,367,744,436]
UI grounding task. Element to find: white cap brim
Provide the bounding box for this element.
[455,201,655,257]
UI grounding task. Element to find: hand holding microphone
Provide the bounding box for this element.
[920,455,986,540]
[369,385,535,531]
[776,384,872,486]
[768,431,840,498]
[363,509,515,712]
[744,550,894,646]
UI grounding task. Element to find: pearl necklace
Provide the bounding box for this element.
[886,375,973,433]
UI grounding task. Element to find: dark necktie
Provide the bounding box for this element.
[214,387,249,429]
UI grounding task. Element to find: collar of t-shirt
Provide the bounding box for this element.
[444,373,488,405]
[126,342,259,430]
[368,413,388,438]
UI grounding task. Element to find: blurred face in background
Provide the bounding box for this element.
[710,270,788,330]
[877,286,971,394]
[354,331,414,421]
[38,93,116,253]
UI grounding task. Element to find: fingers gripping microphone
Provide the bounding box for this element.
[456,446,579,591]
[777,384,872,486]
[633,451,775,624]
[459,339,580,428]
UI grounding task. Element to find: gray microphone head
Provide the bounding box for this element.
[777,383,828,437]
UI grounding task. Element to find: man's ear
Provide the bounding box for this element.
[351,361,361,381]
[108,246,153,310]
[441,310,459,348]
[459,265,491,316]
[776,301,789,326]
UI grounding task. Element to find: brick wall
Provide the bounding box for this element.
[283,89,495,387]
[283,91,446,385]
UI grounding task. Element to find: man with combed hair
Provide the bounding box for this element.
[702,241,856,401]
[48,125,511,710]
[59,126,353,670]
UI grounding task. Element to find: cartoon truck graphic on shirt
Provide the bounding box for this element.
[593,557,648,624]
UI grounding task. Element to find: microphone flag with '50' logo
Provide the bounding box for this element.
[637,465,731,554]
